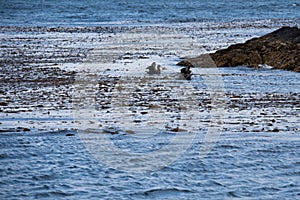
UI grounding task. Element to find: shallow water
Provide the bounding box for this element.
[1,65,299,199]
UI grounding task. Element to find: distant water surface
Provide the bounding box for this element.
[0,0,300,26]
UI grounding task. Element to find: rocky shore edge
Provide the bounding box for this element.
[178,26,300,72]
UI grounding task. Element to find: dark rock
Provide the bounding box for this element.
[179,26,300,72]
[177,60,194,68]
[169,127,187,132]
[177,54,216,68]
[125,130,135,134]
[23,128,31,132]
[272,128,280,132]
[0,102,8,106]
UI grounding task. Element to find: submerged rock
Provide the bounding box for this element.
[178,26,300,72]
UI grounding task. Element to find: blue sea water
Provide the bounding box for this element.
[1,1,300,200]
[0,0,300,26]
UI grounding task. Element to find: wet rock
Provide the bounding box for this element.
[125,130,135,134]
[179,26,300,72]
[0,102,8,106]
[177,60,194,68]
[177,54,216,68]
[272,128,280,132]
[103,127,120,134]
[169,127,187,132]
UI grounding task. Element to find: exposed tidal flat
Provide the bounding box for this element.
[0,20,300,199]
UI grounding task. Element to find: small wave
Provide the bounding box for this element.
[227,191,240,198]
[220,144,240,149]
[256,186,280,192]
[258,64,274,69]
[32,174,56,181]
[34,190,74,198]
[134,187,194,197]
[256,148,280,153]
[167,18,213,23]
[0,153,9,159]
[49,190,74,197]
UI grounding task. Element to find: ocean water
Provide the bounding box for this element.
[1,1,300,200]
[1,130,299,199]
[1,33,300,198]
[0,0,300,26]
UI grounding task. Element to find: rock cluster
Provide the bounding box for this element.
[178,26,300,72]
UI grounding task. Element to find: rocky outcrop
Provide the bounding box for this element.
[178,26,300,72]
